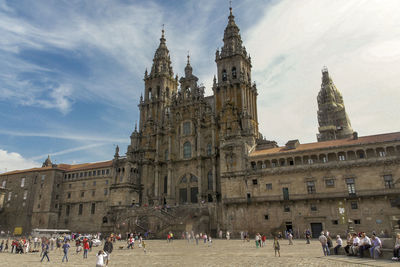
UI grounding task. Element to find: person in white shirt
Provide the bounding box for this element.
[96,250,107,267]
[359,232,371,258]
[334,235,342,255]
[350,233,360,256]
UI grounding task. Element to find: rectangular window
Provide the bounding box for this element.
[93,171,96,177]
[390,199,397,207]
[92,190,95,197]
[66,205,70,216]
[264,215,269,220]
[72,173,75,178]
[252,179,258,185]
[91,203,96,214]
[346,178,356,195]
[325,179,335,187]
[247,193,251,200]
[332,220,339,225]
[379,151,386,157]
[310,204,317,211]
[55,204,58,209]
[41,175,45,182]
[67,192,71,199]
[88,171,92,176]
[80,172,83,177]
[21,178,25,187]
[104,188,108,195]
[282,187,289,200]
[97,170,101,175]
[102,170,105,175]
[384,175,394,189]
[354,219,361,224]
[69,184,72,189]
[339,155,346,161]
[183,121,191,135]
[207,143,212,156]
[266,183,272,190]
[106,169,110,175]
[68,174,71,179]
[23,190,27,200]
[284,205,290,212]
[84,172,88,177]
[55,194,59,200]
[308,159,313,164]
[78,204,83,215]
[351,201,358,209]
[81,191,84,197]
[307,181,316,194]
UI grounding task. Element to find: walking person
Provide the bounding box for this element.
[40,240,50,262]
[273,236,280,257]
[319,232,330,256]
[62,241,70,262]
[288,232,293,245]
[334,235,342,255]
[305,229,311,244]
[103,237,113,266]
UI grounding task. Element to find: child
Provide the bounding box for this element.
[96,250,107,267]
[142,241,146,254]
[273,236,280,257]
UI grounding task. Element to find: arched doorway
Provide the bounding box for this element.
[178,174,198,204]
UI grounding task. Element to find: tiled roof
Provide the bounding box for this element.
[250,132,400,157]
[0,160,113,176]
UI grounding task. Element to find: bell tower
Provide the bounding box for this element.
[213,6,258,138]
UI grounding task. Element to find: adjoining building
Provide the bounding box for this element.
[1,7,399,237]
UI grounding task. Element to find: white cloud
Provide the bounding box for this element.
[245,0,400,145]
[0,149,39,173]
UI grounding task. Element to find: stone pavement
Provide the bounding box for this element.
[0,239,398,266]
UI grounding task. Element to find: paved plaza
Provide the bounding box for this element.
[0,239,399,266]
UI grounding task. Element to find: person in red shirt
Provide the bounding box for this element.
[83,239,90,259]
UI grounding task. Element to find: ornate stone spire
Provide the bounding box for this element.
[220,5,245,58]
[317,67,354,142]
[42,155,52,167]
[184,52,193,77]
[150,27,174,78]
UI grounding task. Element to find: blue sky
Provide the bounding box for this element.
[1,0,400,172]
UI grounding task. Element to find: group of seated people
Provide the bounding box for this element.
[340,232,400,261]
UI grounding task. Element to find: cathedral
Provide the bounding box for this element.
[0,7,399,238]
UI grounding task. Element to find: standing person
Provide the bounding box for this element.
[255,233,260,248]
[203,234,207,244]
[273,236,280,257]
[96,250,107,267]
[195,233,199,245]
[288,232,293,245]
[40,240,50,262]
[305,229,311,244]
[83,239,89,259]
[208,235,212,247]
[0,240,3,252]
[393,233,400,260]
[4,239,8,252]
[62,241,70,263]
[334,235,342,255]
[103,237,113,266]
[319,232,330,256]
[219,230,223,239]
[226,231,230,240]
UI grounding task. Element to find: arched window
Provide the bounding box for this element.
[208,171,213,190]
[190,175,198,183]
[180,175,187,183]
[165,149,169,161]
[102,216,108,224]
[232,67,237,79]
[207,143,212,156]
[222,69,227,81]
[164,176,168,193]
[183,142,191,159]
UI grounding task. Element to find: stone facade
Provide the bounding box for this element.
[0,7,399,237]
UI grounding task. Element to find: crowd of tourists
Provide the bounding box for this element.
[318,231,400,262]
